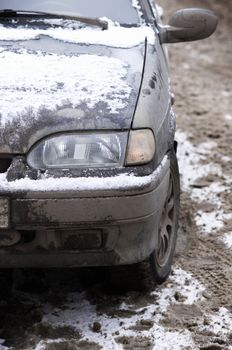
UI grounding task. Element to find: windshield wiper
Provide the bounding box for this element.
[0,9,108,29]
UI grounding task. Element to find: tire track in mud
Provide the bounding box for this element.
[169,190,232,348]
[185,237,232,310]
[176,190,232,313]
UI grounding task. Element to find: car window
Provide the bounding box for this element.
[0,0,140,24]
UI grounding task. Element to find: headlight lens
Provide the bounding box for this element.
[27,132,128,170]
[126,129,155,165]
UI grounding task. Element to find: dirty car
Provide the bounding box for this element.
[0,0,217,283]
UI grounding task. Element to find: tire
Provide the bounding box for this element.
[0,269,13,300]
[149,148,180,284]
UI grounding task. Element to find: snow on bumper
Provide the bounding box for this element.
[0,156,170,267]
[0,155,169,196]
[7,155,169,226]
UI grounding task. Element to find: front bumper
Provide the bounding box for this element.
[0,155,170,267]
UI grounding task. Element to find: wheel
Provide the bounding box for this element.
[150,149,180,284]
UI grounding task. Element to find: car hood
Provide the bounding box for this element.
[0,23,150,153]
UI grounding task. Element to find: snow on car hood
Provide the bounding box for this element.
[0,22,155,48]
[0,22,149,153]
[0,50,132,122]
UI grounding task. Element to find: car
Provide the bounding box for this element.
[0,0,217,283]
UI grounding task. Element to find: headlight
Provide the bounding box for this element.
[27,132,128,170]
[125,129,155,165]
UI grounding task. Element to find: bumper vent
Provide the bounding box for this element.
[60,230,103,251]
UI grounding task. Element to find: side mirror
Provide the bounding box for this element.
[159,8,218,44]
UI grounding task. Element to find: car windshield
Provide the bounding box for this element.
[0,0,140,24]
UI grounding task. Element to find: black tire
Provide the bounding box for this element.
[149,148,180,284]
[0,269,13,300]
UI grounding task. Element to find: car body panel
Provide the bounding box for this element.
[133,41,175,165]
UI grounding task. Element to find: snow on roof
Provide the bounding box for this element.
[0,49,132,123]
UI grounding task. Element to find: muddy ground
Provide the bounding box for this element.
[162,0,232,311]
[0,0,232,349]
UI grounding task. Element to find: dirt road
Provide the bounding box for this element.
[0,1,231,349]
[162,0,232,307]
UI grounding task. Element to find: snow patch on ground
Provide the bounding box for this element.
[196,210,232,234]
[183,63,190,70]
[0,49,132,122]
[191,181,226,203]
[222,90,231,97]
[192,182,232,234]
[176,130,231,235]
[176,131,221,192]
[0,23,155,48]
[151,268,205,316]
[167,268,205,305]
[201,307,232,337]
[224,114,232,121]
[222,232,232,249]
[31,267,201,350]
